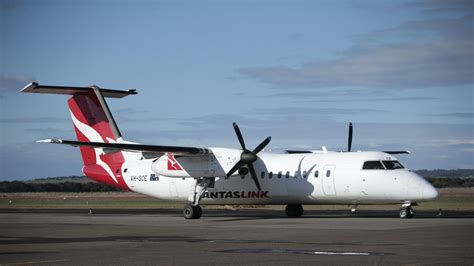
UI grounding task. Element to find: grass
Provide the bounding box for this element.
[0,188,472,211]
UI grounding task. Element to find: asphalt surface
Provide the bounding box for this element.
[0,209,472,265]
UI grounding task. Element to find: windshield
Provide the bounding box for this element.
[382,160,404,170]
[362,161,385,170]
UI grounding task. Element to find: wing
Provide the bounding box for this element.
[38,139,211,156]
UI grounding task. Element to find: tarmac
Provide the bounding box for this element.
[0,209,472,265]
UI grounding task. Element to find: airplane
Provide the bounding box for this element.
[21,82,439,219]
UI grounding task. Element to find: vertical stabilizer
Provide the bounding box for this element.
[21,82,137,189]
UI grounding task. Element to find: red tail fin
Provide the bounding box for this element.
[68,88,128,188]
[68,90,122,165]
[21,83,137,189]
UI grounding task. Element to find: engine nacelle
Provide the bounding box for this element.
[151,149,243,178]
[151,154,218,178]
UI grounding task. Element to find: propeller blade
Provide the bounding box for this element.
[232,122,246,150]
[252,136,271,154]
[348,122,353,152]
[247,163,261,191]
[226,160,246,178]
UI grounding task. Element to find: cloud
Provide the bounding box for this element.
[0,117,70,123]
[237,13,473,89]
[402,0,473,14]
[25,127,74,136]
[0,143,83,180]
[429,112,474,118]
[0,74,35,93]
[251,107,383,116]
[261,91,437,102]
[0,0,24,11]
[114,107,149,115]
[288,33,304,40]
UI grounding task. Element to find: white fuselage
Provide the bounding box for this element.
[119,149,438,205]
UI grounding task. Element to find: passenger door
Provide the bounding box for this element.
[322,165,336,196]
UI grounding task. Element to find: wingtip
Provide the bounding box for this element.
[20,82,38,93]
[36,139,62,144]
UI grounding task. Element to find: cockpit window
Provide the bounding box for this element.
[382,160,404,170]
[362,161,385,170]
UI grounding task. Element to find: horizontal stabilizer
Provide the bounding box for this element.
[285,150,313,154]
[383,150,411,154]
[21,82,137,98]
[37,139,211,155]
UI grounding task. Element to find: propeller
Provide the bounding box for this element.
[226,122,271,191]
[347,122,353,152]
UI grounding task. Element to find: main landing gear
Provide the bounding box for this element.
[183,177,214,219]
[285,204,304,217]
[183,204,202,219]
[399,202,415,219]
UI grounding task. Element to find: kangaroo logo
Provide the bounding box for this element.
[70,110,118,183]
[297,156,317,178]
[167,154,183,171]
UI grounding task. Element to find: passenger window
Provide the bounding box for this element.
[261,171,265,179]
[285,171,290,178]
[362,161,385,170]
[382,160,405,170]
[314,170,319,178]
[294,171,298,178]
[326,170,331,177]
[269,172,273,179]
[278,171,282,178]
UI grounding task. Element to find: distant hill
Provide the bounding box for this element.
[414,169,474,179]
[0,169,473,192]
[28,176,90,184]
[413,169,474,188]
[0,176,120,193]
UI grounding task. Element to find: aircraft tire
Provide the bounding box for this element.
[183,204,201,219]
[196,205,203,218]
[399,207,414,219]
[285,204,303,217]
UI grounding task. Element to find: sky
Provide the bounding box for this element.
[0,0,473,180]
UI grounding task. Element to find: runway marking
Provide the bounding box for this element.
[218,249,385,265]
[2,259,70,265]
[312,251,371,256]
[219,248,382,256]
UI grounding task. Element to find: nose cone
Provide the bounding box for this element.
[407,172,439,201]
[422,182,439,200]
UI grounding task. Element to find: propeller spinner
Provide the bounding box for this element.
[226,123,271,191]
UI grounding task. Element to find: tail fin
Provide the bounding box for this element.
[21,83,137,189]
[68,87,124,166]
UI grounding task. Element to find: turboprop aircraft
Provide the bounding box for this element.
[21,82,439,219]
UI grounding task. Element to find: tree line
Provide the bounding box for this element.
[0,181,121,193]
